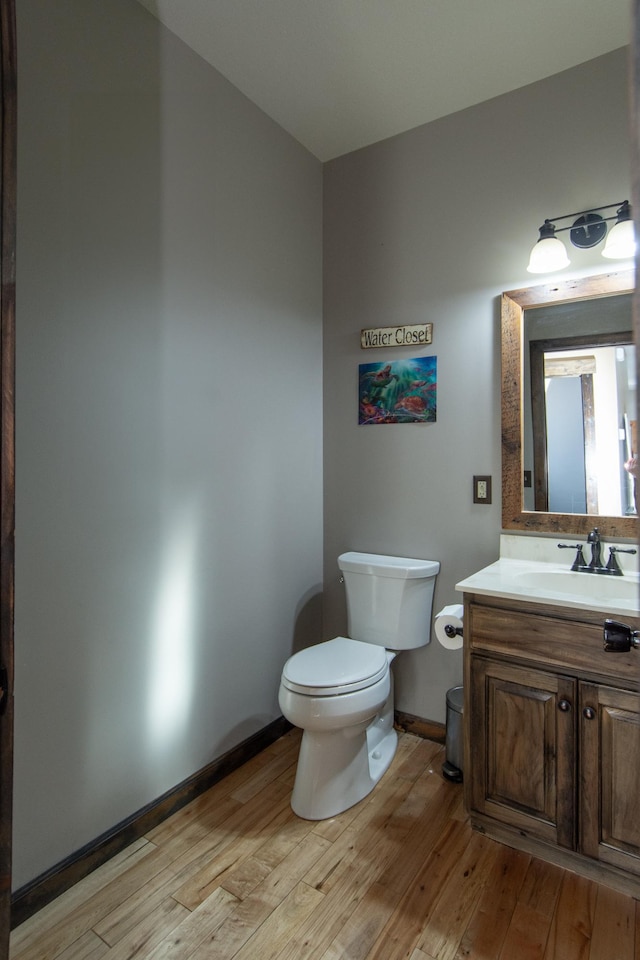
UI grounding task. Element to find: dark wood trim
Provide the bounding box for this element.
[394,710,445,744]
[10,716,291,929]
[0,1,16,957]
[633,2,640,557]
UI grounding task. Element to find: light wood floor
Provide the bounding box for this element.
[9,729,640,960]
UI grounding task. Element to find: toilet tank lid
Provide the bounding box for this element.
[338,552,440,579]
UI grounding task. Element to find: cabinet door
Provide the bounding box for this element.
[470,658,576,848]
[580,683,640,876]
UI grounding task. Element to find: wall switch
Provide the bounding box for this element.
[473,475,492,504]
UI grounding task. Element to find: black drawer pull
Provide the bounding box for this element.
[603,619,640,653]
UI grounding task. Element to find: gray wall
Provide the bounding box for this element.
[14,0,323,888]
[323,48,631,723]
[13,0,632,892]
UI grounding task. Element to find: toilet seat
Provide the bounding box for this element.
[281,636,388,697]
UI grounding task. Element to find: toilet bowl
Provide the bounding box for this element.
[279,552,439,820]
[279,636,396,820]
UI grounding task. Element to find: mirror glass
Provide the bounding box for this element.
[502,269,637,538]
[525,296,634,516]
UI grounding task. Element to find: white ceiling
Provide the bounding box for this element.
[135,0,631,161]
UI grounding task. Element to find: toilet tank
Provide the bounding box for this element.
[338,552,440,650]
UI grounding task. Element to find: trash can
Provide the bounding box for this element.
[442,685,464,783]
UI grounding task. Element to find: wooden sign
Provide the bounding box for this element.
[361,323,432,349]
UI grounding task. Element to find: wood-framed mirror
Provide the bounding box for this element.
[502,269,637,538]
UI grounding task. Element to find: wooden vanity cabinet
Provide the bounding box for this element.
[463,593,640,895]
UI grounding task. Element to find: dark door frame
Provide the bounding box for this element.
[0,0,16,955]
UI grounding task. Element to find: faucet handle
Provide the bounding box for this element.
[558,543,586,569]
[606,548,622,575]
[606,545,637,575]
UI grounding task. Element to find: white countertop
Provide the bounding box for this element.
[455,536,640,618]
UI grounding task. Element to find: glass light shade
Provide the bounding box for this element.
[602,218,636,259]
[527,236,570,273]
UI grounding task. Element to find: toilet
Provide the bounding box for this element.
[278,551,440,820]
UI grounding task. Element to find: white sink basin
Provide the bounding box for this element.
[514,569,639,603]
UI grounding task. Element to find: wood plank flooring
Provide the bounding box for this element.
[9,729,640,960]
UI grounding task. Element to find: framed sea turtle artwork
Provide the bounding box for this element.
[358,356,437,424]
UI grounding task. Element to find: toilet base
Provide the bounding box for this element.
[290,708,397,820]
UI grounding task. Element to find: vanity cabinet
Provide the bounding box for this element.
[463,593,640,895]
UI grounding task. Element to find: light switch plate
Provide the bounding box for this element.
[473,475,492,504]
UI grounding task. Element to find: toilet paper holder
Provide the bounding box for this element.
[434,604,464,650]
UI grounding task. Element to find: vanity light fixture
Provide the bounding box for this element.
[527,200,635,273]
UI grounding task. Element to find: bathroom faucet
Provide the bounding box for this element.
[558,528,636,575]
[587,528,602,569]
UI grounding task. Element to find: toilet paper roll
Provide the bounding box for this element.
[434,604,464,650]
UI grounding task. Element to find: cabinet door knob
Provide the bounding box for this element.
[558,699,572,712]
[583,706,596,720]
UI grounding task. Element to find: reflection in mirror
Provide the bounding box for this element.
[502,270,637,538]
[525,296,635,516]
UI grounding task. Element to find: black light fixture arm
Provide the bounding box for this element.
[538,200,631,235]
[544,200,631,233]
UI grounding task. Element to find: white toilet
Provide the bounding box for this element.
[278,551,440,820]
